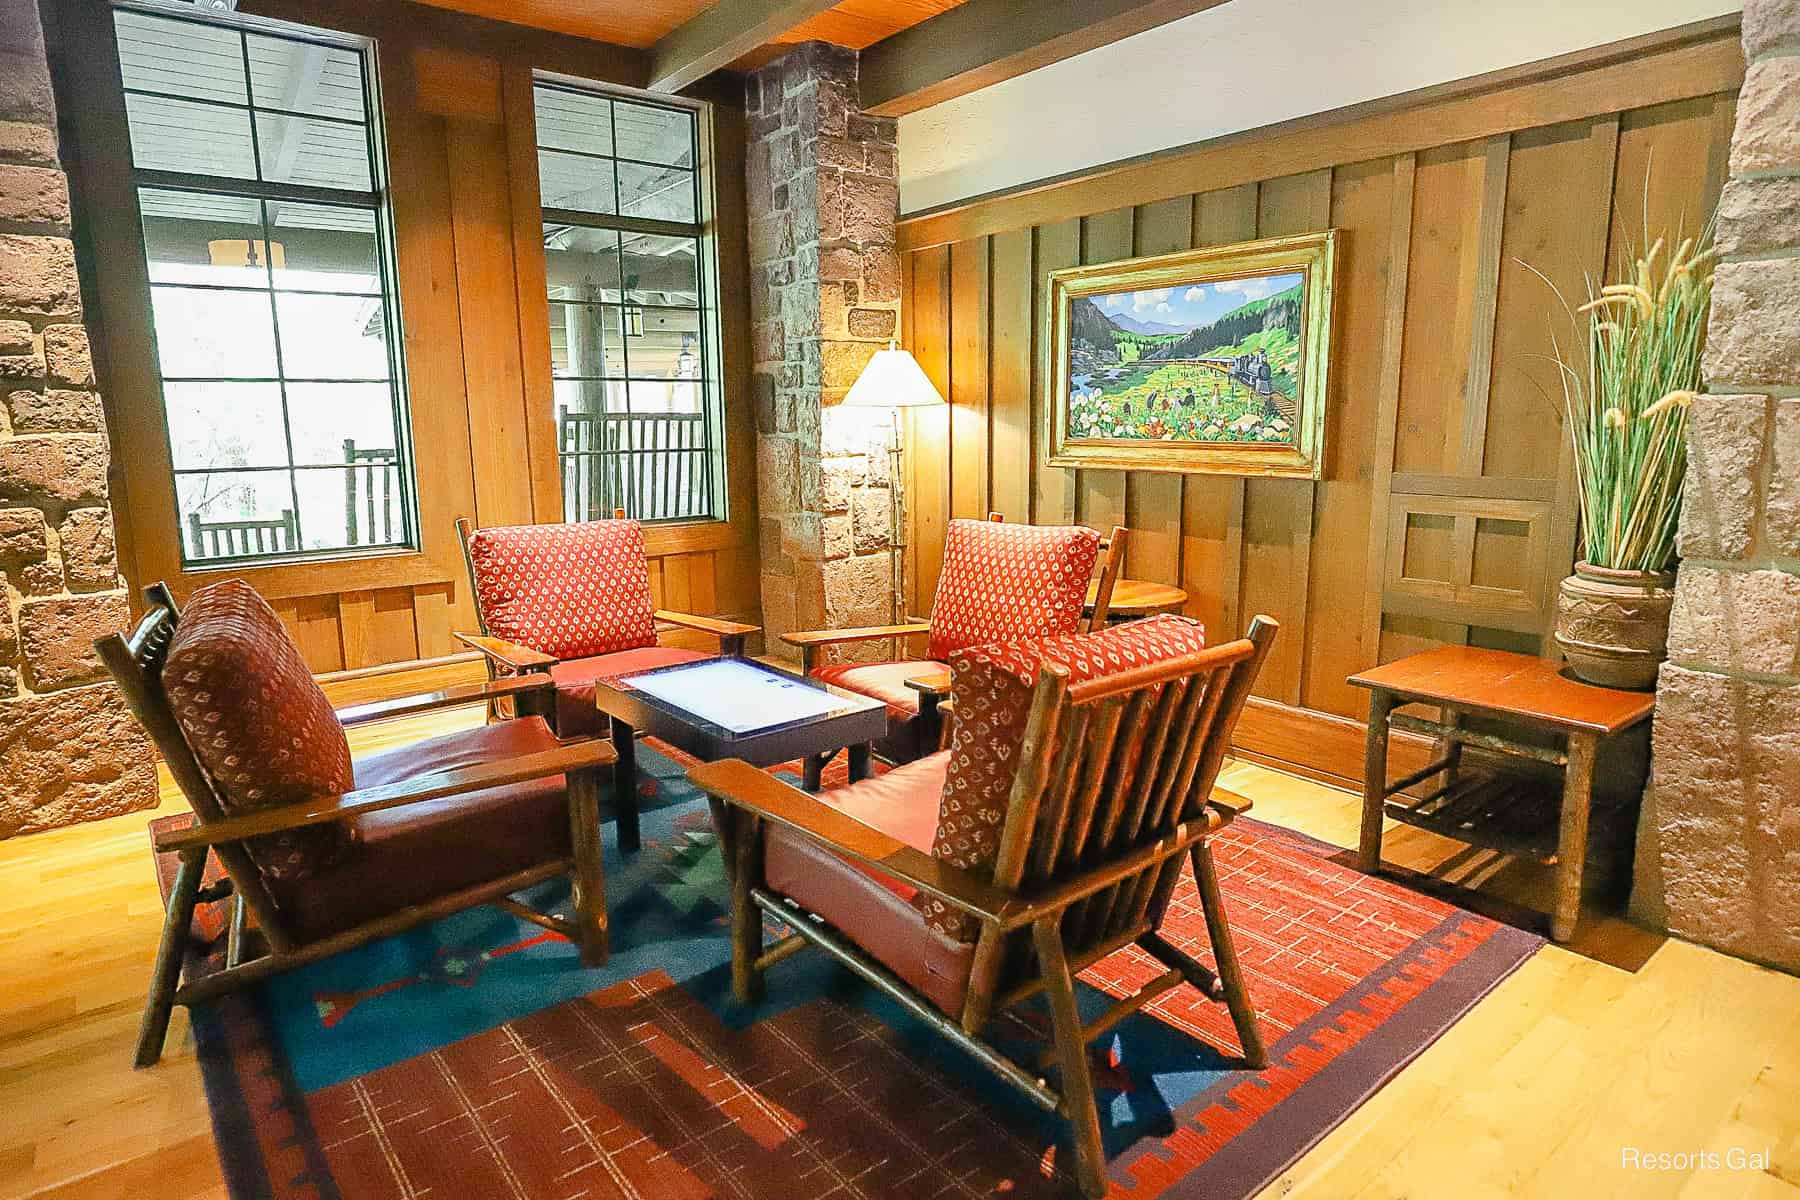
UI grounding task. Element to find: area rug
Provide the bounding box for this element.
[152,743,1541,1199]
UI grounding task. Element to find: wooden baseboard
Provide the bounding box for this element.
[1231,694,1434,793]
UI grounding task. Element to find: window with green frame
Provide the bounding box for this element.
[112,5,417,566]
[535,80,724,524]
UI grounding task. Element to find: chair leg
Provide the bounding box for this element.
[727,811,765,1005]
[1033,917,1108,1200]
[568,767,609,967]
[608,715,641,853]
[135,847,204,1068]
[1189,840,1266,1068]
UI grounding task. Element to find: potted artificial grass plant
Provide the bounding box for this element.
[1530,229,1714,690]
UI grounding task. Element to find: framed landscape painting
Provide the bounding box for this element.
[1045,230,1337,478]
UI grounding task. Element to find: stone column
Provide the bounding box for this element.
[1641,0,1800,972]
[0,0,155,837]
[745,43,902,661]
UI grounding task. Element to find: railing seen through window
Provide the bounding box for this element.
[535,80,722,524]
[113,6,416,566]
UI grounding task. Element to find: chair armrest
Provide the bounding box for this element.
[1209,785,1252,820]
[336,673,553,727]
[655,609,758,655]
[781,622,930,649]
[454,632,558,671]
[689,759,1013,925]
[153,739,617,856]
[654,609,759,639]
[904,669,951,700]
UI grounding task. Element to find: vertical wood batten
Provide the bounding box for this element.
[1181,184,1257,643]
[1033,220,1082,525]
[948,237,991,521]
[909,245,953,616]
[989,228,1034,523]
[1125,196,1193,586]
[1241,170,1329,705]
[1075,207,1134,534]
[1457,135,1512,477]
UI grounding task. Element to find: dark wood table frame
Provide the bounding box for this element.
[1349,646,1654,943]
[591,660,890,845]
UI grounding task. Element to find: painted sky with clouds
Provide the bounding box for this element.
[1101,270,1304,330]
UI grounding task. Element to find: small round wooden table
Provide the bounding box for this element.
[1086,578,1189,622]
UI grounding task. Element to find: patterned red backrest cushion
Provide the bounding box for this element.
[926,519,1102,661]
[921,613,1210,938]
[466,520,658,659]
[162,579,354,882]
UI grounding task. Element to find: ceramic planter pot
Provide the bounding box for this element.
[1553,561,1677,690]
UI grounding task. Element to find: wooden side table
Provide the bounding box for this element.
[1348,647,1654,942]
[1086,578,1188,622]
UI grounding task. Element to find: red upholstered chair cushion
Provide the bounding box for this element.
[762,751,975,1014]
[271,716,573,940]
[925,519,1101,661]
[465,520,658,659]
[921,613,1210,937]
[810,659,941,720]
[162,579,354,882]
[548,645,712,737]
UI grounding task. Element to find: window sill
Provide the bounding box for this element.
[165,548,455,601]
[641,519,736,556]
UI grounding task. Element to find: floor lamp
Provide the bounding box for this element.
[839,342,946,624]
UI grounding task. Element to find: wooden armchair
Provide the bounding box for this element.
[691,613,1276,1197]
[783,512,1127,777]
[99,581,616,1067]
[454,513,757,848]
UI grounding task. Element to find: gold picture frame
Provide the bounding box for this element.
[1045,230,1337,478]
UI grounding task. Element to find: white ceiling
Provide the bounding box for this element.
[896,0,1743,215]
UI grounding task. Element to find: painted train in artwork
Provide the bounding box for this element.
[1066,269,1305,445]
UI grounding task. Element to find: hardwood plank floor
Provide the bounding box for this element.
[1,707,1795,1200]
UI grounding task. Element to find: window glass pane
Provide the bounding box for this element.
[617,160,695,223]
[165,382,288,470]
[255,113,371,190]
[244,35,366,121]
[623,376,705,416]
[553,377,629,417]
[152,285,279,378]
[620,233,700,304]
[623,307,704,381]
[539,149,615,215]
[545,224,622,301]
[125,93,257,178]
[295,466,406,550]
[274,293,390,379]
[115,11,247,105]
[533,86,612,157]
[285,382,401,465]
[140,188,267,287]
[612,101,693,167]
[550,303,627,378]
[176,471,301,560]
[268,202,380,293]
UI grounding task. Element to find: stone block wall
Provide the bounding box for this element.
[0,0,155,837]
[745,43,903,660]
[1645,0,1800,972]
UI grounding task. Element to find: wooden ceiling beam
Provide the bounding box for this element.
[860,0,1233,118]
[649,0,843,93]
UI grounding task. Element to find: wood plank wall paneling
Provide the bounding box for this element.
[898,31,1738,781]
[61,0,761,675]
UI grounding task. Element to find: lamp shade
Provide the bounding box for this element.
[841,343,945,408]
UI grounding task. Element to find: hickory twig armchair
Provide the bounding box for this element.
[782,512,1128,777]
[100,581,616,1068]
[455,512,758,848]
[691,613,1276,1197]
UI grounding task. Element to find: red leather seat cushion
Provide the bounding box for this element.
[271,717,574,941]
[810,659,941,720]
[550,645,713,737]
[762,751,975,1016]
